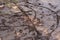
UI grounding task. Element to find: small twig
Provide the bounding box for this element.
[12,2,40,35]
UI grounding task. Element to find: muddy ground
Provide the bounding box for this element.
[0,0,60,40]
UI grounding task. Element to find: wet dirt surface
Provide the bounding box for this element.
[0,0,60,40]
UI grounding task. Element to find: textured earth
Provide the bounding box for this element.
[0,0,60,40]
